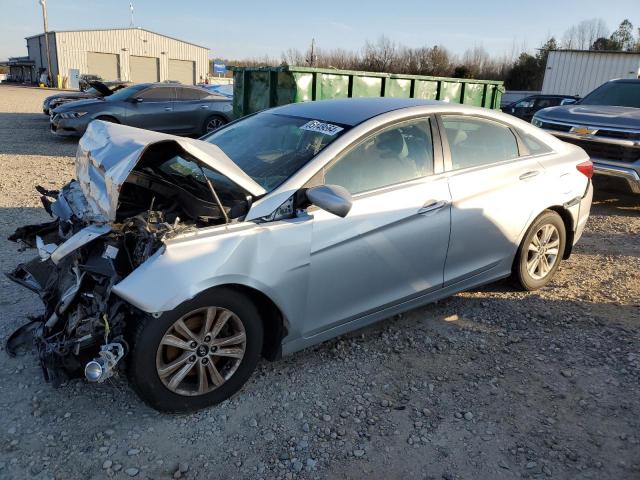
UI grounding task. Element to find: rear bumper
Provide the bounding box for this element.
[592,161,640,194]
[573,181,593,245]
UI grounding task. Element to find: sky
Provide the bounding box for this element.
[1,0,638,61]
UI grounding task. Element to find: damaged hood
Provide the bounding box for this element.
[77,121,267,222]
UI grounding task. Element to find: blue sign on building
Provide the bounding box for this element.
[213,63,226,74]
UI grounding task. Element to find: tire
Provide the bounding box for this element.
[202,115,227,135]
[513,210,566,291]
[127,288,263,412]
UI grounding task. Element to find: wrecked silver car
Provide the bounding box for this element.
[8,98,592,412]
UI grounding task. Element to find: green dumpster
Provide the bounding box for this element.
[232,66,504,119]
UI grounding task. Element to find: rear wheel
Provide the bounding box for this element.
[203,115,227,135]
[513,210,566,291]
[127,288,263,412]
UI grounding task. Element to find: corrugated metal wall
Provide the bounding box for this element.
[542,51,640,96]
[26,33,58,79]
[27,28,208,85]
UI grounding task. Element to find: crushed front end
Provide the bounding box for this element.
[6,120,258,386]
[7,183,179,384]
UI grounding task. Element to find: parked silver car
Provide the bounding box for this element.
[9,98,593,412]
[49,83,232,137]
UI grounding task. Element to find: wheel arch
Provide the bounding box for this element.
[94,115,120,124]
[201,283,287,361]
[514,205,575,273]
[547,205,575,259]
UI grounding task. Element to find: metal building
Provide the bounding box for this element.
[24,27,209,85]
[542,50,640,97]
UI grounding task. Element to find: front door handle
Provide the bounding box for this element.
[418,200,449,215]
[519,170,540,180]
[164,107,172,112]
[200,105,209,109]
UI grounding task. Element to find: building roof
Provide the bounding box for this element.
[269,98,443,126]
[543,49,640,55]
[25,27,208,50]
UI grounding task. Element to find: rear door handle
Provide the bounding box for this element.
[418,200,449,215]
[519,170,540,180]
[164,107,172,111]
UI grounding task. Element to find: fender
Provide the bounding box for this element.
[111,216,313,337]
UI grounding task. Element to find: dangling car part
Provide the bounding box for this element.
[8,99,592,412]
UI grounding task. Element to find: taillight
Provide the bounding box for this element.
[576,160,593,179]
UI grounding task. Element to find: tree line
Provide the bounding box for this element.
[214,18,640,91]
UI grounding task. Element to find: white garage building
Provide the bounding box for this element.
[25,27,209,85]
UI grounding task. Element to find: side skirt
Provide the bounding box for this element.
[281,266,512,356]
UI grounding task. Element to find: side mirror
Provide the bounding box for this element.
[306,184,352,218]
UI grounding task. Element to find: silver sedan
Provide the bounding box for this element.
[9,98,593,411]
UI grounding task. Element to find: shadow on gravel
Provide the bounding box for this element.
[0,112,77,157]
[592,185,639,217]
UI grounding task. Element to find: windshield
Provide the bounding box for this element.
[202,112,350,192]
[106,84,147,102]
[580,82,640,108]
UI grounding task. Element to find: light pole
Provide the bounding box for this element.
[39,0,53,86]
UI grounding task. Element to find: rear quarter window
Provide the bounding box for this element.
[518,130,553,155]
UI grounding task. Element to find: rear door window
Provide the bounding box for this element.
[138,87,174,101]
[442,116,520,170]
[176,87,210,101]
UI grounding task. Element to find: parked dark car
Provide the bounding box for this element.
[43,81,131,115]
[532,79,640,194]
[502,95,579,121]
[50,83,232,137]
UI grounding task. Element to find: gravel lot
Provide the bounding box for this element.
[0,84,638,480]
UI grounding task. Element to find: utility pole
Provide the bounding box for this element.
[306,38,316,67]
[129,2,134,27]
[39,0,53,86]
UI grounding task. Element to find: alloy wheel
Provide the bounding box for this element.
[526,224,560,280]
[206,118,225,132]
[155,307,246,396]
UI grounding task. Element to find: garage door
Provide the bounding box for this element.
[87,52,119,81]
[130,56,159,83]
[168,59,195,85]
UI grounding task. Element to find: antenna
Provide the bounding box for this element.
[129,1,134,27]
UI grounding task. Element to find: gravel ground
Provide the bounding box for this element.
[0,84,638,480]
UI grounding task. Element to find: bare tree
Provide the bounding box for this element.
[361,35,397,72]
[562,18,608,49]
[282,48,305,66]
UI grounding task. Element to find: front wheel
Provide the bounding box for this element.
[127,288,263,412]
[513,210,566,291]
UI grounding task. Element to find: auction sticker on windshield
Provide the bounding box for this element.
[300,120,344,136]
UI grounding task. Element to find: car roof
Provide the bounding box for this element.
[269,98,443,126]
[607,78,640,84]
